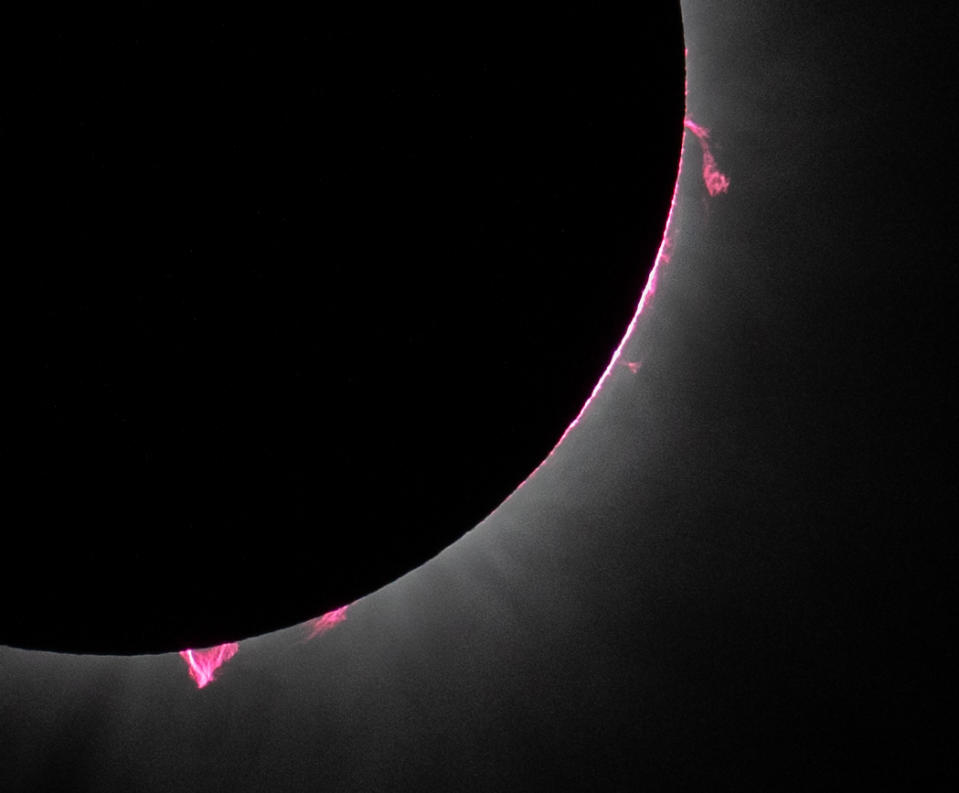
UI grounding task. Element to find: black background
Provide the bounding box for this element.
[2,3,685,652]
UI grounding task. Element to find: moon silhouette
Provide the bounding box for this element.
[2,3,684,654]
[1,1,954,791]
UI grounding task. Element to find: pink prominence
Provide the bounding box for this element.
[683,118,730,196]
[179,642,239,689]
[307,605,349,640]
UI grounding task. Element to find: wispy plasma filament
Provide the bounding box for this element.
[179,642,239,689]
[684,119,730,196]
[307,605,348,639]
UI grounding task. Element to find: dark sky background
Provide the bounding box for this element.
[3,3,686,653]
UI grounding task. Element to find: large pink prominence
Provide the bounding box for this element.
[179,642,239,689]
[683,118,730,196]
[307,605,349,640]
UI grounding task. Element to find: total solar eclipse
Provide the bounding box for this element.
[1,2,952,790]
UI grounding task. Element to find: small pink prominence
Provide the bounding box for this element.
[179,642,239,689]
[683,118,730,196]
[307,605,349,640]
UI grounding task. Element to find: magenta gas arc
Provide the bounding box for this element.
[178,605,350,689]
[307,605,349,639]
[179,643,239,689]
[683,118,730,197]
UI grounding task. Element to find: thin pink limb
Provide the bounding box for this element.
[510,138,683,493]
[306,605,349,640]
[511,89,693,491]
[179,642,239,689]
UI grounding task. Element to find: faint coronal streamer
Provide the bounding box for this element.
[179,642,239,689]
